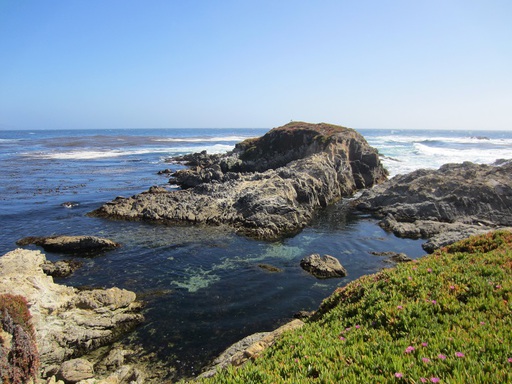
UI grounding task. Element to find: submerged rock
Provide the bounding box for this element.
[300,254,347,279]
[90,122,387,240]
[356,160,512,251]
[16,235,120,255]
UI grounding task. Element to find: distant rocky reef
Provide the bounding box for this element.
[90,122,388,240]
[356,160,512,252]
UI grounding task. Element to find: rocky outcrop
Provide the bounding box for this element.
[90,122,387,240]
[0,249,144,382]
[356,161,512,251]
[300,254,348,278]
[199,319,304,379]
[16,236,119,255]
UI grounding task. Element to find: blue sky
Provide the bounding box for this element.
[1,1,511,130]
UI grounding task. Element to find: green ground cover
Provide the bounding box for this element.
[198,230,512,383]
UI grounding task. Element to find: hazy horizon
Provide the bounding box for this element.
[1,1,511,131]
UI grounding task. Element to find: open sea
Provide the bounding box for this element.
[1,127,511,380]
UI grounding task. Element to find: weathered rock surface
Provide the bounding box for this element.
[199,319,304,379]
[300,254,347,279]
[57,358,95,383]
[42,259,82,278]
[356,161,512,251]
[90,122,387,240]
[16,236,119,255]
[0,249,143,381]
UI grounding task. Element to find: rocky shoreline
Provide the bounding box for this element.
[2,123,511,382]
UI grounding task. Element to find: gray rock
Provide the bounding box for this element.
[300,254,347,279]
[16,235,119,255]
[356,161,512,251]
[57,358,94,383]
[90,122,387,240]
[41,259,82,277]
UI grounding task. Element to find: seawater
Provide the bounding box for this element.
[1,127,511,379]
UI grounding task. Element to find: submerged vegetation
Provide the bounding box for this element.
[198,230,512,383]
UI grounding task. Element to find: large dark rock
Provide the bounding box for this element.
[90,122,387,240]
[356,160,512,251]
[16,235,120,255]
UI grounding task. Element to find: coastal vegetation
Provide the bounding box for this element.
[197,230,512,383]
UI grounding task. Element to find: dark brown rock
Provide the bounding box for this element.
[16,235,119,255]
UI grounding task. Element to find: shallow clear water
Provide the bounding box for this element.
[1,127,510,379]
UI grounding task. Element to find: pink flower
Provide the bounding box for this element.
[397,305,403,310]
[438,354,446,360]
[431,378,440,383]
[421,342,428,347]
[395,372,403,378]
[355,325,361,329]
[480,321,485,325]
[449,285,455,290]
[431,300,437,304]
[404,346,415,354]
[507,357,512,363]
[339,336,346,341]
[422,357,431,363]
[420,379,427,383]
[427,268,433,273]
[455,352,465,358]
[495,284,502,289]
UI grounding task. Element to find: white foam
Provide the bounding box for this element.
[22,144,236,160]
[153,136,252,143]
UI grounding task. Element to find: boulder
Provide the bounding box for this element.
[356,161,512,251]
[16,235,119,255]
[41,259,82,278]
[300,254,347,279]
[57,358,94,383]
[90,122,387,240]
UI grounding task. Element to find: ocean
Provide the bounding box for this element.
[1,127,511,379]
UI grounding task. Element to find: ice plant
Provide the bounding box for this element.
[395,372,403,378]
[455,352,465,358]
[404,346,415,354]
[438,354,446,360]
[431,378,440,383]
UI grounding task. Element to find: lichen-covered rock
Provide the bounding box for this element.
[300,254,347,279]
[57,358,94,383]
[0,249,143,377]
[90,122,387,240]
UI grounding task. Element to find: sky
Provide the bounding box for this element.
[0,1,511,130]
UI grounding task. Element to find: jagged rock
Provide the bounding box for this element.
[0,249,143,377]
[90,122,387,240]
[356,161,512,251]
[300,254,347,279]
[257,264,282,273]
[16,236,119,255]
[42,260,82,278]
[57,358,94,383]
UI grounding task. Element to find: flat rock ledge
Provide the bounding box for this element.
[356,160,512,252]
[89,122,387,240]
[0,249,144,383]
[16,235,120,255]
[300,254,348,279]
[198,319,304,379]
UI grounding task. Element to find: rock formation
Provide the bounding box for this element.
[356,160,512,251]
[300,254,348,278]
[0,249,144,382]
[16,235,120,255]
[90,122,387,240]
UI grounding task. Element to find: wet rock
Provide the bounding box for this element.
[16,236,120,255]
[300,254,347,279]
[356,161,512,251]
[90,122,387,240]
[257,264,282,273]
[369,251,412,263]
[42,259,82,278]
